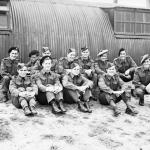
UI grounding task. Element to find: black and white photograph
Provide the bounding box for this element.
[0,0,150,150]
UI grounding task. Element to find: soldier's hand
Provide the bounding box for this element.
[85,69,92,76]
[19,91,27,98]
[78,86,87,92]
[54,86,62,94]
[46,86,54,92]
[27,91,35,98]
[125,69,130,76]
[113,90,124,97]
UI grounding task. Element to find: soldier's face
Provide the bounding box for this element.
[100,53,107,61]
[81,49,90,58]
[143,59,150,68]
[107,66,116,76]
[67,52,76,62]
[18,66,28,77]
[30,55,38,63]
[9,50,19,60]
[42,50,51,57]
[72,65,80,76]
[42,59,52,71]
[119,51,126,59]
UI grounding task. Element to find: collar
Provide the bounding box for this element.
[81,56,90,61]
[41,69,52,75]
[119,57,127,63]
[70,72,80,78]
[105,74,117,80]
[17,76,28,81]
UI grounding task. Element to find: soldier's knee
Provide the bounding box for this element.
[135,88,144,96]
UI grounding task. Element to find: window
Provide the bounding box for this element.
[0,11,8,29]
[0,1,10,30]
[114,8,150,36]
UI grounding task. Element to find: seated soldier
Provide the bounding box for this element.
[9,63,38,116]
[98,63,138,117]
[57,48,77,76]
[36,56,66,114]
[133,54,150,106]
[95,49,112,75]
[113,48,137,82]
[34,47,58,72]
[62,63,93,113]
[76,46,97,100]
[26,50,40,76]
[0,47,20,102]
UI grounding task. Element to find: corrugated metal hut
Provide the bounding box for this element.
[0,0,150,64]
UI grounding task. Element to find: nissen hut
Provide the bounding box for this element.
[0,0,150,64]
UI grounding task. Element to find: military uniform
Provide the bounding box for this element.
[94,59,112,75]
[76,56,98,99]
[133,66,150,105]
[34,57,58,72]
[0,57,19,100]
[98,73,137,116]
[57,57,76,75]
[26,59,40,76]
[9,75,38,115]
[98,74,130,104]
[62,72,93,112]
[113,55,137,82]
[36,69,66,113]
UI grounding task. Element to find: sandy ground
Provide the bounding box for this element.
[0,94,150,150]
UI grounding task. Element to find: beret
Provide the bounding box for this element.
[67,48,76,54]
[141,54,149,64]
[97,49,108,56]
[81,46,88,52]
[8,47,19,53]
[107,63,115,69]
[40,56,51,66]
[42,47,51,53]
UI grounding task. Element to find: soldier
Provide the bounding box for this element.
[76,46,98,100]
[34,47,58,72]
[95,49,112,75]
[57,48,77,76]
[26,50,40,76]
[0,47,20,102]
[133,54,150,106]
[98,63,138,117]
[62,63,93,113]
[113,48,137,82]
[36,56,66,114]
[9,63,38,116]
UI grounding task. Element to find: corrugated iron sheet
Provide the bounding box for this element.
[0,0,149,65]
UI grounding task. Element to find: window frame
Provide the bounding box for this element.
[114,8,150,37]
[0,1,11,32]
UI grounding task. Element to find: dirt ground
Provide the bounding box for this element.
[0,94,150,150]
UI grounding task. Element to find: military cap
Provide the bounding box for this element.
[17,63,26,70]
[42,47,51,53]
[81,46,88,52]
[70,63,80,69]
[29,50,39,57]
[107,63,115,69]
[8,47,19,54]
[40,56,51,66]
[141,54,150,64]
[97,49,108,56]
[67,48,76,54]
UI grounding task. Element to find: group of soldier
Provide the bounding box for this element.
[0,46,150,117]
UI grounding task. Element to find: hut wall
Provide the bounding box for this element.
[0,0,149,64]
